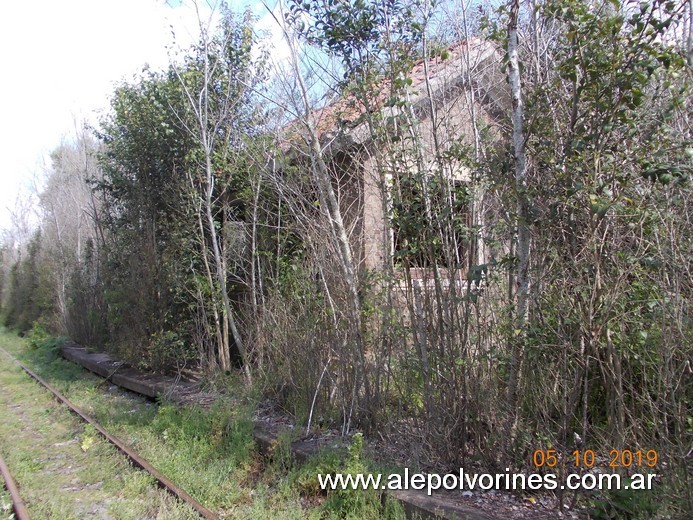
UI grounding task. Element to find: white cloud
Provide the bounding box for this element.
[0,0,210,231]
[0,0,284,233]
[254,1,291,64]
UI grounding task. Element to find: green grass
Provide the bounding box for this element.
[0,327,408,519]
[0,333,199,519]
[0,489,14,520]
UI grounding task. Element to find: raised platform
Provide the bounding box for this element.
[61,343,214,406]
[60,343,496,520]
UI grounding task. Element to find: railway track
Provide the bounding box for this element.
[0,346,219,520]
[1,449,30,520]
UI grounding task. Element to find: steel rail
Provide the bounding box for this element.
[0,347,218,520]
[0,451,30,520]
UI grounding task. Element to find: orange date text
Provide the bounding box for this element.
[532,449,658,468]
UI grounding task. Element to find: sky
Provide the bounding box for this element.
[0,0,280,234]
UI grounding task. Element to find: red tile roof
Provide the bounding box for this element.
[283,37,498,147]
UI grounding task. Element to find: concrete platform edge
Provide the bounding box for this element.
[60,344,495,520]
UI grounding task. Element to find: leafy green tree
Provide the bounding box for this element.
[96,5,263,373]
[96,67,198,368]
[483,0,691,510]
[171,4,262,378]
[3,231,53,333]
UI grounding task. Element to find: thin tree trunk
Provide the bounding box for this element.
[193,186,225,370]
[506,0,531,445]
[203,150,250,381]
[285,24,371,423]
[172,0,252,383]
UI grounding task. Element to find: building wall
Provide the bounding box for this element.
[356,84,491,274]
[322,40,509,277]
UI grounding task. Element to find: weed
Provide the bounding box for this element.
[288,433,406,519]
[26,322,67,357]
[0,489,14,520]
[0,332,200,518]
[0,328,406,518]
[588,479,658,519]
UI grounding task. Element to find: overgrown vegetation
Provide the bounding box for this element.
[1,328,405,518]
[1,0,690,517]
[0,331,200,519]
